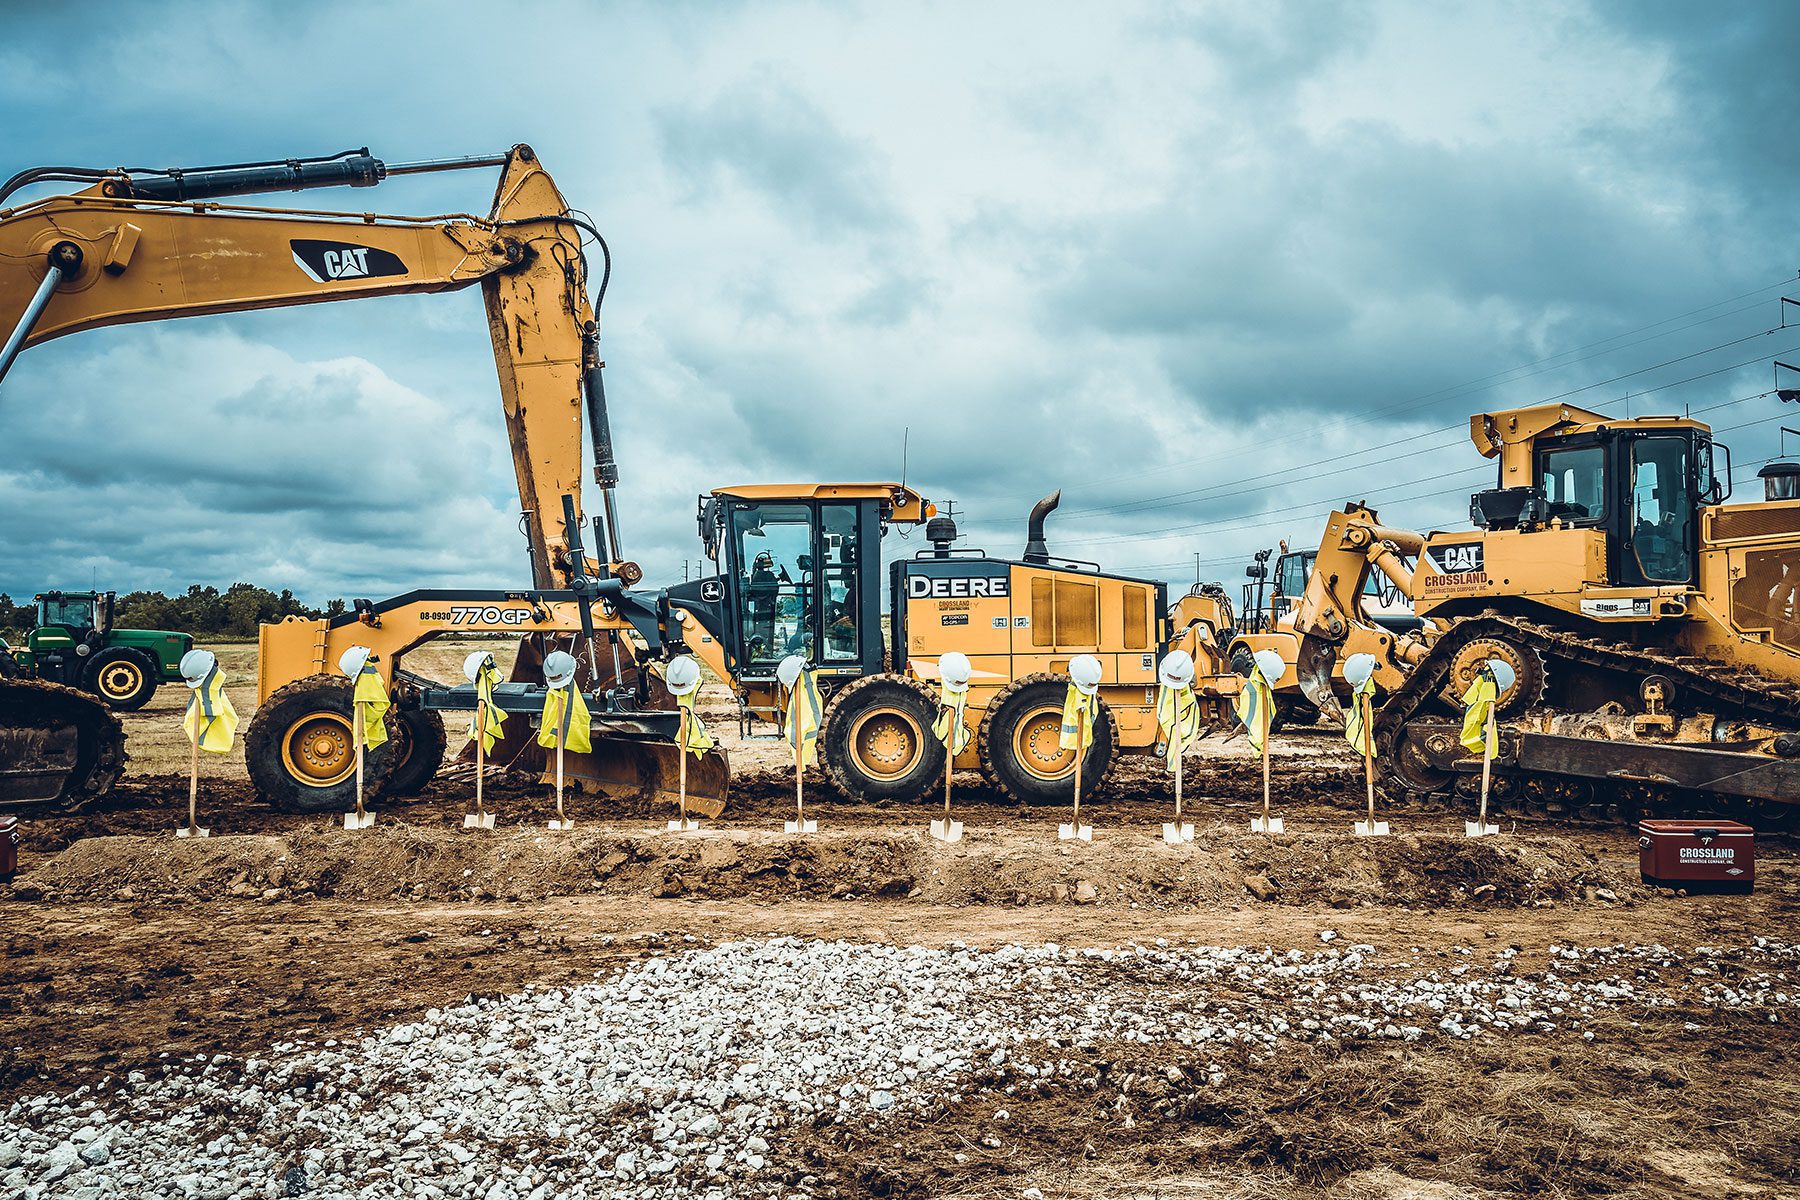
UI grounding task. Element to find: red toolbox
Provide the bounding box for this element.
[1639,819,1754,893]
[0,816,16,882]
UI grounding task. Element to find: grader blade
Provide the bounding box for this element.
[554,740,729,816]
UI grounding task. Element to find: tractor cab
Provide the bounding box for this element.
[36,590,114,639]
[687,484,932,684]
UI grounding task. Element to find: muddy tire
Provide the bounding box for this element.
[820,673,945,802]
[84,648,158,711]
[382,708,447,796]
[246,674,399,813]
[977,672,1114,806]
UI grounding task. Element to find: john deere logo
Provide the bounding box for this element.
[290,239,408,283]
[1426,543,1483,574]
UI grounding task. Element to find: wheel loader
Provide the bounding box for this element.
[1286,401,1800,827]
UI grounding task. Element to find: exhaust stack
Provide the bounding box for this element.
[1024,490,1061,563]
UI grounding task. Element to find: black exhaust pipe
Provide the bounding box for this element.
[1024,490,1061,563]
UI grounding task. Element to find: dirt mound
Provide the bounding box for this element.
[21,823,1642,909]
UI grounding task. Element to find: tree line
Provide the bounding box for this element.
[0,584,346,639]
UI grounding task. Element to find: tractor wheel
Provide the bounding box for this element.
[820,673,945,802]
[382,708,448,796]
[246,674,399,813]
[977,672,1114,806]
[0,648,18,678]
[84,648,159,711]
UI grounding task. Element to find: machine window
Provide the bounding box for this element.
[42,597,93,629]
[1123,585,1149,649]
[819,504,860,662]
[731,504,814,662]
[1538,445,1606,522]
[1631,436,1694,583]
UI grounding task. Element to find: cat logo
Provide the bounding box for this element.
[1426,543,1484,574]
[290,239,409,284]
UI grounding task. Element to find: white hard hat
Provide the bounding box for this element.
[338,645,372,679]
[938,651,972,693]
[463,650,496,683]
[1344,652,1378,688]
[179,649,216,688]
[1485,657,1518,693]
[543,651,578,689]
[1069,654,1103,695]
[1253,649,1287,685]
[776,654,807,690]
[1157,650,1195,689]
[665,654,702,697]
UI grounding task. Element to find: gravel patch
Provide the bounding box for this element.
[5,936,1796,1199]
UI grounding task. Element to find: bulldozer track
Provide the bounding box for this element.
[0,677,129,813]
[1372,611,1800,831]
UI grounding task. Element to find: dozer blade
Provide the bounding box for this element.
[1295,634,1345,724]
[553,740,730,817]
[0,678,127,812]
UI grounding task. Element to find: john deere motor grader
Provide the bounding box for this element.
[668,487,1243,804]
[0,143,729,813]
[1287,401,1800,826]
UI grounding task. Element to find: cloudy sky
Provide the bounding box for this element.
[2,0,1796,606]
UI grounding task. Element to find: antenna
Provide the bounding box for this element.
[901,427,909,490]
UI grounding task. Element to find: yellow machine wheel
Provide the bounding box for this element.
[977,672,1114,805]
[83,648,158,711]
[820,674,945,802]
[1438,635,1545,715]
[246,674,399,812]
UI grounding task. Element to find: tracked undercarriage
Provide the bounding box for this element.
[1373,613,1800,831]
[0,678,127,813]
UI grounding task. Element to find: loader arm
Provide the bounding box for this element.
[0,144,615,590]
[1289,505,1431,721]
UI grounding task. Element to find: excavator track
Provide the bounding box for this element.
[0,677,128,813]
[1371,612,1800,832]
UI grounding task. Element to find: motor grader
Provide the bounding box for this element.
[1287,401,1800,826]
[667,488,1243,804]
[0,141,1244,817]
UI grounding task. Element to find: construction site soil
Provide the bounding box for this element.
[2,675,1796,1198]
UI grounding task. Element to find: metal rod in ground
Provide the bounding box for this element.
[556,739,566,826]
[795,723,805,828]
[678,708,690,827]
[475,701,486,820]
[180,726,207,838]
[1261,711,1272,828]
[1480,708,1494,829]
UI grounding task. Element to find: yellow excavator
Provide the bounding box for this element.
[0,142,1247,817]
[0,143,730,812]
[1286,402,1800,827]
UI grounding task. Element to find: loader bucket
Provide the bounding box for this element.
[1295,634,1346,725]
[470,634,730,815]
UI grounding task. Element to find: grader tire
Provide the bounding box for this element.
[820,673,945,803]
[976,672,1115,806]
[246,674,399,813]
[382,708,448,796]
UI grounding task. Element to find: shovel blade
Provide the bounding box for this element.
[1250,817,1284,834]
[784,819,818,834]
[175,826,210,839]
[1354,820,1390,837]
[343,811,376,830]
[1058,822,1093,842]
[1161,822,1194,845]
[929,818,963,843]
[665,819,702,832]
[1464,821,1499,838]
[463,813,495,830]
[546,818,575,831]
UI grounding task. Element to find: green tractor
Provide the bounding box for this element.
[0,591,191,711]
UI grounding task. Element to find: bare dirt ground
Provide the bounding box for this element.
[3,646,1797,1198]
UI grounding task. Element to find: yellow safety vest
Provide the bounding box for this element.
[1059,683,1097,752]
[1460,672,1499,757]
[1233,666,1274,755]
[1344,674,1378,758]
[469,658,507,753]
[353,665,390,750]
[784,666,823,768]
[182,664,239,754]
[538,682,593,754]
[677,690,713,757]
[1155,683,1199,772]
[932,683,971,755]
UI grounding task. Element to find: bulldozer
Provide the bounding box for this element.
[1285,401,1800,827]
[0,141,1247,816]
[0,143,730,813]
